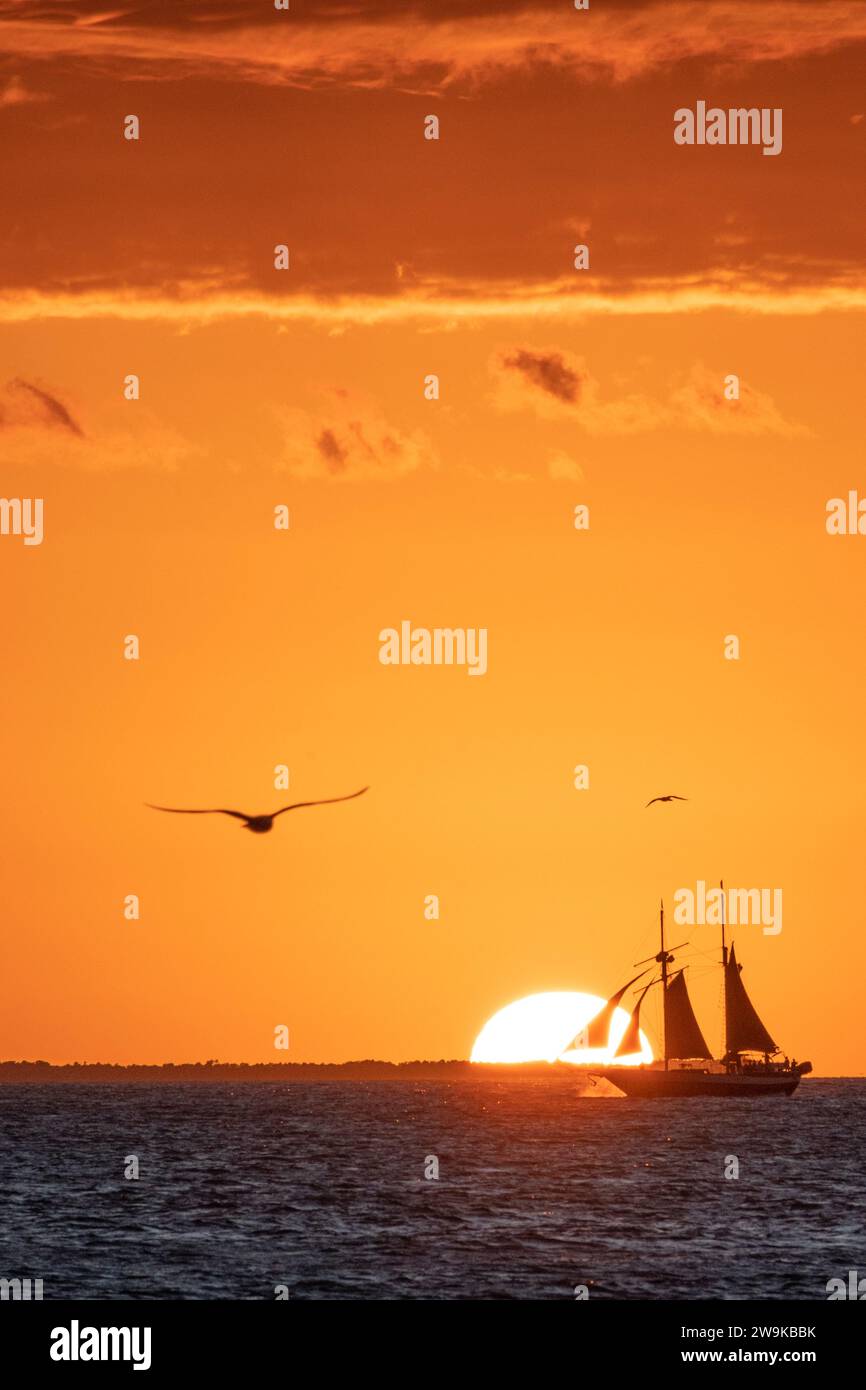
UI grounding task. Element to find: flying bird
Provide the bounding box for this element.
[146,787,369,834]
[645,794,688,807]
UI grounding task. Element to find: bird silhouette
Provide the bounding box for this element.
[147,787,369,834]
[645,794,688,808]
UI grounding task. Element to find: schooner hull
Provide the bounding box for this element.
[598,1066,802,1098]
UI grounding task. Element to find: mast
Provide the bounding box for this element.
[632,897,695,1066]
[659,898,669,1071]
[720,878,727,1059]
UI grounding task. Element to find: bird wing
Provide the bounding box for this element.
[272,787,370,818]
[146,804,250,820]
[645,797,661,807]
[671,795,688,801]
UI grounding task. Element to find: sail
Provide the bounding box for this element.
[614,981,653,1057]
[663,969,711,1059]
[566,970,649,1051]
[725,943,777,1055]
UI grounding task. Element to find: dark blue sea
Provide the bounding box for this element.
[1,1079,863,1300]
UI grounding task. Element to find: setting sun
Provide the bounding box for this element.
[470,992,653,1066]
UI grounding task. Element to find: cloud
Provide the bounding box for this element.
[315,428,349,472]
[491,345,663,430]
[278,392,437,480]
[490,351,805,436]
[0,378,198,468]
[1,2,865,91]
[547,451,584,481]
[669,363,808,436]
[0,378,84,435]
[0,422,197,470]
[0,76,50,108]
[499,348,583,404]
[2,272,865,328]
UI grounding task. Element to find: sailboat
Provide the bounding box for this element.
[590,888,812,1097]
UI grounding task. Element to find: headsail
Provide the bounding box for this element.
[725,943,777,1055]
[565,969,650,1052]
[614,980,654,1058]
[664,969,711,1059]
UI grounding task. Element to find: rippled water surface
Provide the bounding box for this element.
[1,1079,863,1299]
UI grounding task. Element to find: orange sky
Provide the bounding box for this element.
[1,1,864,1072]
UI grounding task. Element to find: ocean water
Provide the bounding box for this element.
[1,1078,862,1300]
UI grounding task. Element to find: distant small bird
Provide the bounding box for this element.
[147,787,369,834]
[645,794,688,808]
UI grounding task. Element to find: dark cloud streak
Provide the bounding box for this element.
[501,349,583,404]
[4,378,85,436]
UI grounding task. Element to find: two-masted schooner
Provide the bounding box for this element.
[587,890,811,1097]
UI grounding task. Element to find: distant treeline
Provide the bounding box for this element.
[0,1060,577,1084]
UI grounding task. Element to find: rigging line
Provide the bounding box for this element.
[678,945,717,967]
